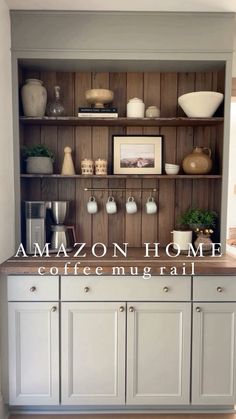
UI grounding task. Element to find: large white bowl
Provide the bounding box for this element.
[178,91,224,118]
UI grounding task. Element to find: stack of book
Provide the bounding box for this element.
[78,107,118,118]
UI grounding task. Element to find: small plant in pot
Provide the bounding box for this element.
[22,144,55,174]
[179,208,218,253]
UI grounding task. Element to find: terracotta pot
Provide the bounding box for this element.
[182,147,212,174]
[21,79,47,117]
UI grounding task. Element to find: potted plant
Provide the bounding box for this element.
[178,208,218,253]
[22,144,55,174]
[179,208,217,231]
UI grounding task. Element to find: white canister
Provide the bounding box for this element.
[81,158,94,175]
[95,158,108,175]
[21,79,47,117]
[127,97,145,118]
[172,230,193,251]
[145,106,160,118]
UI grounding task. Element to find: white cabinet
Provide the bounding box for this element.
[192,302,236,405]
[127,302,191,405]
[61,302,126,405]
[8,302,59,405]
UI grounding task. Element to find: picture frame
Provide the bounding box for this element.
[112,135,163,175]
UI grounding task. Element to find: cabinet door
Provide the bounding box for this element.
[192,303,236,405]
[61,302,126,405]
[8,302,59,405]
[127,302,191,405]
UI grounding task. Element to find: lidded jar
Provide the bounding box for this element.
[182,147,212,174]
[21,79,47,117]
[46,86,65,117]
[127,97,145,118]
[145,106,160,118]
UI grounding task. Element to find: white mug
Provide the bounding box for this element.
[146,197,157,214]
[106,196,117,214]
[87,196,98,214]
[126,196,137,214]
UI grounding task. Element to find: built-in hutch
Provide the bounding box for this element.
[1,10,235,415]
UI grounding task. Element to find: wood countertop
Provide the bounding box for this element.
[1,248,236,276]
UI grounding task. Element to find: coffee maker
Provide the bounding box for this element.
[25,200,75,254]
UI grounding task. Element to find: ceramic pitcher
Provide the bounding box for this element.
[182,146,212,174]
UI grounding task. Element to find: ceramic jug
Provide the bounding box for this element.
[182,147,212,174]
[21,79,47,117]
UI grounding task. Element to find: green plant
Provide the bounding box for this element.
[22,144,55,162]
[178,208,217,229]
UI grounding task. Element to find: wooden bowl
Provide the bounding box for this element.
[85,89,114,108]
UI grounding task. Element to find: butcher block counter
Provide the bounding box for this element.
[1,247,236,275]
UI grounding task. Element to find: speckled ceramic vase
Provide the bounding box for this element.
[182,147,212,174]
[21,79,47,117]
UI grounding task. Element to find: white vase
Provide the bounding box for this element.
[21,79,47,117]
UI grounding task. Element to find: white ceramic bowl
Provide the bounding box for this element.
[85,89,114,108]
[178,91,224,118]
[165,163,180,175]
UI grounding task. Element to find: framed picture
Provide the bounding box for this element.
[113,135,163,174]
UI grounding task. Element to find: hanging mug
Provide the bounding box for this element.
[87,196,98,214]
[146,196,157,214]
[126,196,137,214]
[106,196,117,214]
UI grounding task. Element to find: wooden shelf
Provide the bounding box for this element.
[21,174,222,179]
[19,116,224,127]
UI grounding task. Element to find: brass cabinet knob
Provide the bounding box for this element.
[129,306,134,312]
[196,307,201,312]
[119,306,125,312]
[51,306,57,312]
[84,286,90,293]
[163,286,169,293]
[30,286,36,292]
[217,286,223,293]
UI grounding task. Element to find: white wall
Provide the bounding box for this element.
[0,1,14,418]
[0,0,14,264]
[227,101,236,234]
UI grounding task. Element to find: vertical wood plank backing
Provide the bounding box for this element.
[56,72,75,116]
[177,72,195,116]
[75,72,92,113]
[143,73,161,108]
[57,127,75,174]
[161,127,177,165]
[127,73,144,100]
[108,178,126,246]
[142,126,160,244]
[195,72,213,91]
[76,178,92,246]
[75,126,92,174]
[109,73,127,116]
[161,73,178,117]
[158,180,175,246]
[58,179,76,226]
[20,69,224,248]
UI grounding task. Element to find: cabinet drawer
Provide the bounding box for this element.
[193,276,236,301]
[7,276,59,301]
[61,276,191,301]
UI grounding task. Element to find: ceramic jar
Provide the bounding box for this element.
[21,79,47,117]
[145,106,160,118]
[95,159,108,175]
[127,98,145,118]
[182,147,212,175]
[81,159,94,175]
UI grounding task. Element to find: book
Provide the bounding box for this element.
[78,107,118,113]
[78,112,118,118]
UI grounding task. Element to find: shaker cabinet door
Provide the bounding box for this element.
[126,302,191,405]
[8,302,59,405]
[61,302,126,405]
[192,303,236,405]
